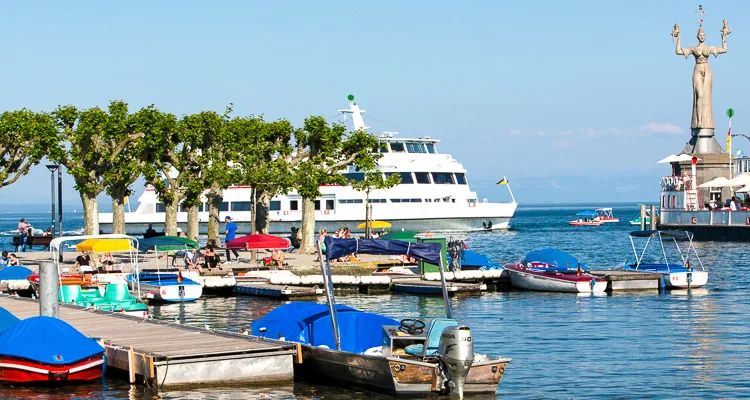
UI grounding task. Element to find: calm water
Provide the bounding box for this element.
[2,203,750,399]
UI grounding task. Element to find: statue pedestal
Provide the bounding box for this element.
[674,153,731,206]
[682,129,725,154]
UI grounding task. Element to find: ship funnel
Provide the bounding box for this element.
[438,325,474,399]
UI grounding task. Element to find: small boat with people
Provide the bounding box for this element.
[595,207,619,223]
[568,211,602,226]
[624,230,708,288]
[253,237,510,398]
[504,249,608,293]
[129,236,203,302]
[0,310,105,383]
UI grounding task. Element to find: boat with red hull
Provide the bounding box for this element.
[0,315,104,384]
[504,249,607,293]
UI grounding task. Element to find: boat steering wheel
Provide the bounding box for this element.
[399,318,426,335]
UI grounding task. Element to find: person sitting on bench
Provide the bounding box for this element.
[75,250,93,274]
[99,252,115,272]
[271,248,285,270]
[184,249,203,273]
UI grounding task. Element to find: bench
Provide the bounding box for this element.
[12,236,53,250]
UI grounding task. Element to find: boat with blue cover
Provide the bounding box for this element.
[0,266,33,294]
[504,248,608,293]
[0,307,20,333]
[253,237,511,398]
[625,230,708,288]
[0,316,104,383]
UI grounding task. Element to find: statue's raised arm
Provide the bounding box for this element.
[710,18,731,57]
[672,23,688,57]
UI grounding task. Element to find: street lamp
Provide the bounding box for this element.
[45,165,59,236]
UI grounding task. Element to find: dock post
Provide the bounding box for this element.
[639,204,646,231]
[649,204,657,231]
[38,261,59,318]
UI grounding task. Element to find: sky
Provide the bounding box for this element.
[0,1,749,207]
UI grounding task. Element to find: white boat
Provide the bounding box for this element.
[625,230,708,289]
[503,249,608,294]
[98,98,518,234]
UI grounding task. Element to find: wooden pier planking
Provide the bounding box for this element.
[589,270,661,291]
[0,295,296,387]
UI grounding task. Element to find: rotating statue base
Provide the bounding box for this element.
[681,128,725,155]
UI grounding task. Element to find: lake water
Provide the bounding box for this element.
[2,203,750,399]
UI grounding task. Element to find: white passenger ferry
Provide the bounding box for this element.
[98,99,518,234]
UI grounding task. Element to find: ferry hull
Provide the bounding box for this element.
[100,216,514,235]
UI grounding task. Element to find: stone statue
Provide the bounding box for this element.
[672,21,728,131]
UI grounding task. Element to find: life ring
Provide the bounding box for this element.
[162,290,167,295]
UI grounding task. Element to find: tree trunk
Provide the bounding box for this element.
[299,197,316,253]
[165,197,178,236]
[112,196,126,234]
[255,191,271,234]
[187,205,199,241]
[206,186,222,247]
[81,193,99,236]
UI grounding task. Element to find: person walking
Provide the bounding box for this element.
[224,216,239,262]
[16,218,29,252]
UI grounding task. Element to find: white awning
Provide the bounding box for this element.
[698,177,733,188]
[727,173,750,187]
[737,185,750,193]
[657,154,697,164]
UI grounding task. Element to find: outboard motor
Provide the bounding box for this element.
[438,325,474,399]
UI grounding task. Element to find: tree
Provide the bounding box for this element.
[103,103,146,234]
[350,170,401,238]
[0,110,57,188]
[52,101,143,235]
[293,117,381,253]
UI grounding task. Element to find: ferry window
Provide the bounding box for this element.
[434,198,441,202]
[343,172,365,182]
[231,201,252,211]
[270,200,281,211]
[371,198,386,203]
[390,142,405,152]
[386,172,413,184]
[290,200,299,211]
[455,173,467,185]
[410,198,422,202]
[314,200,321,211]
[338,199,364,204]
[431,172,455,184]
[220,202,229,212]
[326,200,335,210]
[425,199,432,203]
[406,143,425,153]
[378,142,389,153]
[391,199,402,203]
[426,143,436,154]
[414,172,431,184]
[155,203,166,213]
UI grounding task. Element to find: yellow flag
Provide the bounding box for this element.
[727,128,732,154]
[124,196,129,204]
[496,177,507,185]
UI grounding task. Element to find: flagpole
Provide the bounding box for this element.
[727,108,735,196]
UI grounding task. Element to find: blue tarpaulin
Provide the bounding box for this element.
[252,302,398,354]
[0,316,103,364]
[0,266,33,281]
[523,248,589,271]
[0,307,20,333]
[452,250,501,270]
[324,237,442,265]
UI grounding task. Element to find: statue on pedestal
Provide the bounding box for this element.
[672,6,731,154]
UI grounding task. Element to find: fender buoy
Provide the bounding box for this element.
[482,221,493,230]
[162,290,167,295]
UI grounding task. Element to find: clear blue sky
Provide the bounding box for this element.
[1,1,748,206]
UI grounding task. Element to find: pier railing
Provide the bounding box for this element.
[661,209,750,226]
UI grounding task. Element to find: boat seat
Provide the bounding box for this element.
[404,318,458,357]
[59,285,91,306]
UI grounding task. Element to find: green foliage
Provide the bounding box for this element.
[0,109,58,187]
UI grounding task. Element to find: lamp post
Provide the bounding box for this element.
[45,165,59,236]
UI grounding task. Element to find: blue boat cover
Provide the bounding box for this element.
[456,250,501,270]
[0,266,33,281]
[252,302,398,354]
[576,211,598,218]
[0,307,20,333]
[629,230,692,240]
[325,237,442,265]
[0,316,103,364]
[523,248,589,271]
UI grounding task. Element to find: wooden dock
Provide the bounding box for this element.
[234,283,323,299]
[0,295,296,388]
[589,270,662,291]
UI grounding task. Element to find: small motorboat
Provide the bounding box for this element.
[504,249,607,293]
[568,211,602,226]
[595,207,619,223]
[253,237,511,399]
[629,210,657,225]
[59,283,148,318]
[624,230,708,288]
[0,316,104,383]
[0,266,33,295]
